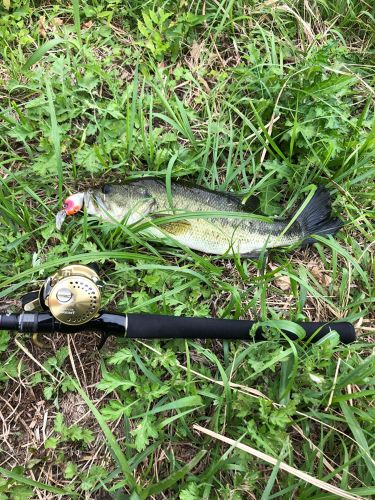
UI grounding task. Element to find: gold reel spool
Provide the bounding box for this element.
[44,265,102,325]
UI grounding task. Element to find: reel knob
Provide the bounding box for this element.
[44,265,102,325]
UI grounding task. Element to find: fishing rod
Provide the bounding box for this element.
[0,265,356,348]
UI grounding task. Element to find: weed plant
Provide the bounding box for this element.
[0,0,374,498]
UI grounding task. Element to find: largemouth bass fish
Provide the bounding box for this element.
[56,179,342,257]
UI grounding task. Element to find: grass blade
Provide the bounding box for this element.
[340,402,375,483]
[132,395,203,418]
[0,466,74,496]
[142,449,206,498]
[71,377,139,492]
[261,444,287,500]
[194,425,363,500]
[72,0,82,46]
[45,77,63,204]
[22,38,65,70]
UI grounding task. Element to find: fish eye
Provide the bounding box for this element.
[138,187,149,197]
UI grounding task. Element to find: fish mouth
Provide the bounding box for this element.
[92,191,109,212]
[83,190,92,211]
[83,190,116,221]
[55,210,67,230]
[84,190,110,216]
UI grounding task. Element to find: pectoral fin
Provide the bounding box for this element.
[160,220,192,236]
[152,215,191,236]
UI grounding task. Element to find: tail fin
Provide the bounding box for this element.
[296,186,343,245]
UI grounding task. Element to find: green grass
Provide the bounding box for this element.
[0,0,374,498]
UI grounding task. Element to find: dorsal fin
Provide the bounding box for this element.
[177,179,259,211]
[215,190,260,213]
[240,194,259,213]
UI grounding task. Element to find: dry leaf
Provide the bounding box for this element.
[274,275,291,291]
[53,17,64,26]
[38,15,47,38]
[309,263,332,287]
[189,41,204,68]
[269,263,291,291]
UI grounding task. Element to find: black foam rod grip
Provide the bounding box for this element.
[0,312,356,345]
[126,314,356,344]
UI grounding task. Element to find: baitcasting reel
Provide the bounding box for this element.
[0,264,356,348]
[22,264,103,326]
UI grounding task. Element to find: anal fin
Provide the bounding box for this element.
[240,250,268,260]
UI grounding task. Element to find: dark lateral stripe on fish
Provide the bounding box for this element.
[57,180,342,256]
